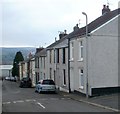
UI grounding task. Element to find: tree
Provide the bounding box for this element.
[12,51,24,77]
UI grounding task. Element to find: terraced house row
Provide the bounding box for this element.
[19,5,120,97]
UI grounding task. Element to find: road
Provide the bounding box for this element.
[0,80,2,114]
[2,80,113,112]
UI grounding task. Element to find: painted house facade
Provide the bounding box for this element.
[35,48,47,84]
[19,60,28,80]
[46,31,70,92]
[46,28,80,92]
[69,6,120,96]
[29,57,36,87]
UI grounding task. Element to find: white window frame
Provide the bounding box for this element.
[79,69,84,89]
[79,41,83,61]
[70,42,74,61]
[41,57,42,68]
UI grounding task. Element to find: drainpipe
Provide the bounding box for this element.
[68,37,71,93]
[82,12,89,98]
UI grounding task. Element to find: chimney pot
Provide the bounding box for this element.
[59,30,67,39]
[103,4,106,8]
[102,4,110,15]
[73,24,79,31]
[64,30,67,34]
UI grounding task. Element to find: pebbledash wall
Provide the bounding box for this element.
[88,14,119,96]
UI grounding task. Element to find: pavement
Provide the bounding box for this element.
[58,91,120,112]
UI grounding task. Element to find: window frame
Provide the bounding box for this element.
[70,42,74,61]
[79,69,84,89]
[63,69,66,86]
[63,48,66,64]
[79,41,83,61]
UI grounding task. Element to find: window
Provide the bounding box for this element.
[79,69,84,89]
[63,69,66,85]
[44,57,45,69]
[35,58,37,68]
[38,58,39,68]
[50,68,52,79]
[50,50,52,63]
[44,73,45,79]
[57,49,59,63]
[63,48,66,64]
[54,49,56,63]
[54,70,56,82]
[35,72,39,84]
[70,42,74,60]
[35,57,39,68]
[79,41,83,61]
[41,57,42,68]
[40,72,42,79]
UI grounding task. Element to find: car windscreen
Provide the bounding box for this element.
[42,80,55,85]
[22,78,31,81]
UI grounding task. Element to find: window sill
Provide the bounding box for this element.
[69,59,74,62]
[79,86,84,90]
[63,84,66,87]
[77,59,83,62]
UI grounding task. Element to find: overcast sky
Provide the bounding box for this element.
[0,0,119,47]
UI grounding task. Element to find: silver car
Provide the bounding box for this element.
[35,79,56,93]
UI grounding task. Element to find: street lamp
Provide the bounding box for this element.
[82,12,89,98]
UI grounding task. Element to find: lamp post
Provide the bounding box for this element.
[82,12,89,98]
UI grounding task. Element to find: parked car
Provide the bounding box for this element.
[10,76,16,82]
[19,77,32,88]
[35,79,56,93]
[5,76,11,81]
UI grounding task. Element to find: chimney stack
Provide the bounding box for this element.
[102,4,110,15]
[73,24,79,32]
[59,30,67,39]
[36,47,44,54]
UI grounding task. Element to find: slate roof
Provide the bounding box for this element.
[73,8,120,38]
[47,8,120,49]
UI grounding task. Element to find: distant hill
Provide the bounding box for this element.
[1,47,36,65]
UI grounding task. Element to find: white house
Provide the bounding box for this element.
[69,6,120,96]
[29,57,36,87]
[35,48,47,83]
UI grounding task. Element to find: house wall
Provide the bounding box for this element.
[47,39,69,92]
[30,59,35,87]
[19,63,22,80]
[39,56,47,80]
[56,47,69,92]
[35,57,40,83]
[47,49,56,80]
[19,62,27,80]
[118,13,120,90]
[70,15,119,96]
[70,37,86,94]
[88,15,119,96]
[24,62,28,77]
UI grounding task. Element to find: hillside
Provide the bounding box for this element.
[1,47,36,65]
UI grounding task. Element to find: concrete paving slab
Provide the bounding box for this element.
[59,91,120,112]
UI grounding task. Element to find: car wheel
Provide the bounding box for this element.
[38,89,41,94]
[35,89,37,93]
[19,85,22,88]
